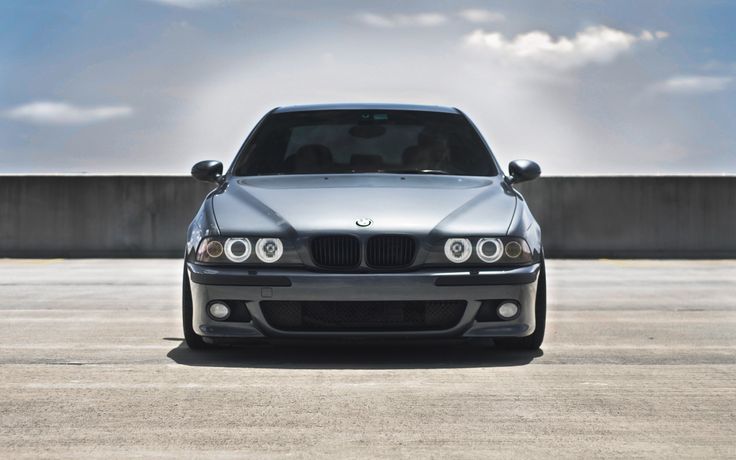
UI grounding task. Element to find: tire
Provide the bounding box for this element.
[495,259,546,350]
[182,267,214,350]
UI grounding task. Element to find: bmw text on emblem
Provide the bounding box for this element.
[355,218,373,227]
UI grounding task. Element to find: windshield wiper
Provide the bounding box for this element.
[383,169,452,175]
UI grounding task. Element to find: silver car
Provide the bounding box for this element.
[183,103,545,350]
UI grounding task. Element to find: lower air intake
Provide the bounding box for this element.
[260,300,466,332]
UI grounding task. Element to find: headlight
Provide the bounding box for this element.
[437,237,533,265]
[255,238,284,263]
[195,236,294,264]
[224,238,251,263]
[476,238,503,263]
[444,238,472,263]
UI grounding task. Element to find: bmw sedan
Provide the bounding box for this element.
[184,103,545,350]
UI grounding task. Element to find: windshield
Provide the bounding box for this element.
[232,110,498,177]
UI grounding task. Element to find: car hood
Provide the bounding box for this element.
[212,174,517,237]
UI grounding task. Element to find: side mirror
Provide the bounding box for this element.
[191,160,223,183]
[508,160,541,184]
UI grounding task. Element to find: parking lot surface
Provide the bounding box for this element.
[0,259,734,458]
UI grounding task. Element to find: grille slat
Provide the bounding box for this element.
[261,300,467,332]
[311,234,416,269]
[311,235,360,269]
[366,235,415,268]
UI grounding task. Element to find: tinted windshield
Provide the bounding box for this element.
[232,110,497,176]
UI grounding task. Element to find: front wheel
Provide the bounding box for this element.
[495,259,546,350]
[182,267,214,350]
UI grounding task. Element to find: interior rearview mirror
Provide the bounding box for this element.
[508,160,541,184]
[191,160,223,183]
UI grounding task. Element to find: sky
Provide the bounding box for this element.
[1,0,735,174]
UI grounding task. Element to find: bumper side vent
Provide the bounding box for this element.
[475,300,502,322]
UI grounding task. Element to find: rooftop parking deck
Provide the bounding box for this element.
[0,259,734,458]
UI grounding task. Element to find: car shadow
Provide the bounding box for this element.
[165,339,543,369]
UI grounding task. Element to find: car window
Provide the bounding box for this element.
[233,110,497,176]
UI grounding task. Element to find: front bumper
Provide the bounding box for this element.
[187,263,540,339]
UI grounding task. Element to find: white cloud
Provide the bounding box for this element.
[457,9,505,23]
[465,25,668,70]
[4,102,133,125]
[640,30,669,41]
[652,75,732,94]
[356,12,447,28]
[144,0,226,8]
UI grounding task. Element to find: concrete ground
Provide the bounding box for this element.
[0,259,734,459]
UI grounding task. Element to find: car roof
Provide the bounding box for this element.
[272,103,460,114]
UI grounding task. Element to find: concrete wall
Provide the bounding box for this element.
[0,176,214,257]
[516,176,736,258]
[1,175,734,258]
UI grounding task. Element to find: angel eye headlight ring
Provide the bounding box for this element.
[224,238,251,263]
[255,238,284,263]
[444,238,472,263]
[476,238,503,263]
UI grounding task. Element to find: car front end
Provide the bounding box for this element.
[186,232,541,341]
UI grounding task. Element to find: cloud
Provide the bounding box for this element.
[356,12,447,28]
[652,75,732,94]
[144,0,226,8]
[457,9,505,23]
[465,25,668,70]
[639,30,669,41]
[4,102,133,125]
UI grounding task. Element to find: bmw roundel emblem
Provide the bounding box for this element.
[356,218,373,227]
